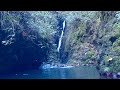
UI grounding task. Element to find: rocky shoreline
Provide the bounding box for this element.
[99,72,120,79]
[40,61,97,69]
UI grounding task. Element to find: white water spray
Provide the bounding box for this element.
[57,20,66,52]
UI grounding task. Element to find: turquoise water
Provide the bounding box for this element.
[0,66,100,79]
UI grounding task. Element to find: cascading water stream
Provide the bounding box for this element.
[57,30,64,52]
[57,20,66,52]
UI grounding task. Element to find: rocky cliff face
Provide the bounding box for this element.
[61,11,120,77]
[62,18,99,66]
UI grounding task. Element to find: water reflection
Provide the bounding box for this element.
[0,66,100,79]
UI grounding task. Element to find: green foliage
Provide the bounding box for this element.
[112,22,120,38]
[101,55,120,73]
[111,46,120,54]
[63,11,120,74]
[29,11,58,41]
[1,11,27,45]
[85,50,97,60]
[48,43,58,63]
[109,59,120,73]
[65,20,86,50]
[113,37,120,47]
[103,55,109,61]
[77,22,86,37]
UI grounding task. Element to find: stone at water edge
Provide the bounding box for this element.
[113,73,117,79]
[59,65,74,68]
[117,72,120,78]
[100,72,107,77]
[49,65,58,68]
[108,73,113,78]
[106,72,111,77]
[40,64,51,69]
[117,72,120,75]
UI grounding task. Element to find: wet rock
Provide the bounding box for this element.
[41,64,51,69]
[106,72,110,77]
[101,72,107,77]
[117,72,120,78]
[108,73,113,78]
[117,72,120,75]
[113,73,117,79]
[82,64,85,66]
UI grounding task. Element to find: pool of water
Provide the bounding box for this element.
[0,66,100,79]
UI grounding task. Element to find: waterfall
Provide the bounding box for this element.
[57,30,64,52]
[57,20,66,52]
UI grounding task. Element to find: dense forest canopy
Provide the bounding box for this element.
[0,11,120,78]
